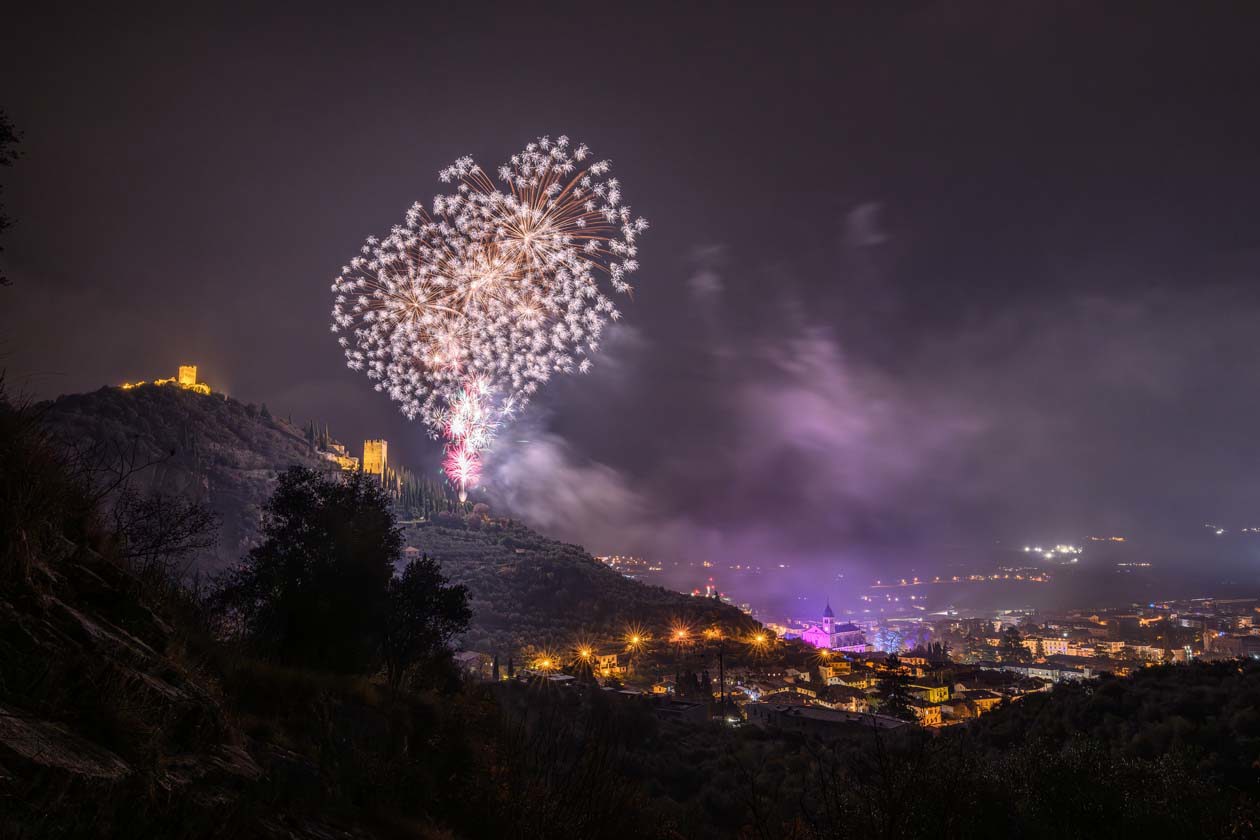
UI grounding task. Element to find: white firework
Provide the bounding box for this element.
[330,135,648,494]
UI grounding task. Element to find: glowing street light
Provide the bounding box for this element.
[669,620,694,690]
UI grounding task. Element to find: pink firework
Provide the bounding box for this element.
[439,378,498,501]
[443,442,480,503]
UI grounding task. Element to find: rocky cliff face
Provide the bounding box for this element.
[1,533,264,834]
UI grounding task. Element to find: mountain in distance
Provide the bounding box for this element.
[39,382,756,651]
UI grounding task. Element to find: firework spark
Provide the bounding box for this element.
[331,135,647,495]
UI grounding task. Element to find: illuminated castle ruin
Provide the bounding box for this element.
[120,364,211,395]
[363,439,388,478]
[320,441,359,472]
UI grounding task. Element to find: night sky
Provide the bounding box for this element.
[4,2,1260,589]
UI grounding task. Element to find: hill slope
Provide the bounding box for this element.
[39,384,756,652]
[402,517,756,653]
[41,385,339,570]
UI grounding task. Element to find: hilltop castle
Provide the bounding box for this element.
[120,364,211,395]
[316,438,389,479]
[363,439,388,477]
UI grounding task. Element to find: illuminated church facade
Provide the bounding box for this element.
[799,603,868,652]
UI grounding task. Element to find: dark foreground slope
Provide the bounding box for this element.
[2,393,657,839]
[40,384,334,570]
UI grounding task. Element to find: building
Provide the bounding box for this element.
[320,440,360,472]
[1023,663,1087,683]
[758,683,818,703]
[1023,636,1071,657]
[593,652,624,677]
[817,661,851,683]
[834,670,878,690]
[940,697,978,720]
[960,689,1003,713]
[817,685,869,713]
[907,698,943,727]
[363,439,388,477]
[908,683,950,704]
[799,603,869,651]
[120,363,211,396]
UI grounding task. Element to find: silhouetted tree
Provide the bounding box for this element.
[215,467,399,672]
[111,488,218,583]
[382,554,470,689]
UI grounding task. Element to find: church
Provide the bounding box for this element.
[799,603,869,652]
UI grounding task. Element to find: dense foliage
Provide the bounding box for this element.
[215,467,398,671]
[489,664,1260,839]
[964,659,1260,791]
[384,555,472,688]
[215,466,470,679]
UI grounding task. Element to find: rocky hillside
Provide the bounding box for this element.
[39,384,339,571]
[0,533,277,835]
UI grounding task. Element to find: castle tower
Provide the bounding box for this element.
[363,439,388,478]
[177,365,198,387]
[822,601,835,635]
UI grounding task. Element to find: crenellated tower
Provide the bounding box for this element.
[363,439,388,478]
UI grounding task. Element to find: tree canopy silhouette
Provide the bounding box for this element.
[215,466,468,675]
[384,554,470,688]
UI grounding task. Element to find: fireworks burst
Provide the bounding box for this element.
[330,135,648,496]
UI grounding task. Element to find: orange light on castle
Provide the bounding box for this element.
[363,439,388,477]
[120,364,211,395]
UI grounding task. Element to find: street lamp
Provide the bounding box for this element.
[705,627,728,711]
[670,622,692,691]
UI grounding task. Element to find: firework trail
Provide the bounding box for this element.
[330,135,648,498]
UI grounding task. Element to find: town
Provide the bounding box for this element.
[451,593,1260,732]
